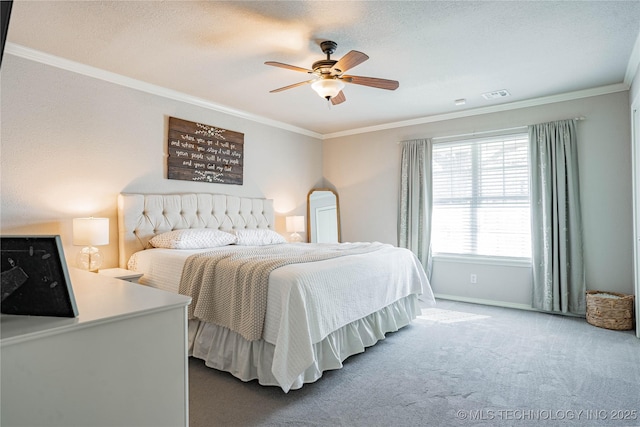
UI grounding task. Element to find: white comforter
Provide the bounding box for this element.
[129,242,434,390]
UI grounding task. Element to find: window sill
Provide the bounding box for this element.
[432,253,531,268]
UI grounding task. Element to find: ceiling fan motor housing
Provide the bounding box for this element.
[312,59,338,75]
[315,41,341,75]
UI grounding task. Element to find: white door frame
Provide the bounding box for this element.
[631,95,640,339]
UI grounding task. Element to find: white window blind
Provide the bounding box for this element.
[431,133,531,258]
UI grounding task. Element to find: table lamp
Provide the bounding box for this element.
[73,217,109,271]
[286,215,305,243]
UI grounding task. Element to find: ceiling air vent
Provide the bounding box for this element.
[482,89,510,100]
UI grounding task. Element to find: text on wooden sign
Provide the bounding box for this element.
[167,117,244,185]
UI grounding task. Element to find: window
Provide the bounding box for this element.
[431,133,531,259]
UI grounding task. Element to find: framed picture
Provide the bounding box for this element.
[1,235,78,317]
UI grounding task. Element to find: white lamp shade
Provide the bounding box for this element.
[73,217,109,246]
[311,79,345,99]
[286,216,305,233]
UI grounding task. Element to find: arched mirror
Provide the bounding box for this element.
[307,188,341,243]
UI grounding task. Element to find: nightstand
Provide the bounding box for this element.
[1,269,190,426]
[98,267,144,283]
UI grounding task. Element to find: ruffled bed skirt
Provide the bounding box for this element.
[189,294,420,392]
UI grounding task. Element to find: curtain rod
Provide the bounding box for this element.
[431,126,527,142]
[399,116,586,144]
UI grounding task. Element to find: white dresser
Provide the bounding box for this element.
[1,268,192,427]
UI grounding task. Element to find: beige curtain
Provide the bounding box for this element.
[398,139,432,278]
[529,119,585,314]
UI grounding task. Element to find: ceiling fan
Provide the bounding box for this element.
[265,40,399,105]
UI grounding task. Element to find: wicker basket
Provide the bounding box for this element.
[586,291,635,331]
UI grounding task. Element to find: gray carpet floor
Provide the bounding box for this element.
[189,299,639,427]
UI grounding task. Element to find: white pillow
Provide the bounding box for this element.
[149,229,237,249]
[234,229,286,246]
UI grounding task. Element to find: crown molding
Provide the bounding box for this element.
[6,43,630,141]
[322,83,629,139]
[5,43,323,140]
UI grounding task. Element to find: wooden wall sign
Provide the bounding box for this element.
[167,117,244,185]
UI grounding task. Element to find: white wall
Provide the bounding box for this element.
[0,55,323,268]
[324,91,634,306]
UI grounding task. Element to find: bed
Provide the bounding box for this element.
[118,193,435,392]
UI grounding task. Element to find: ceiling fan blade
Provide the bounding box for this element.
[331,50,369,74]
[264,61,313,74]
[331,91,346,105]
[269,80,315,93]
[341,75,399,90]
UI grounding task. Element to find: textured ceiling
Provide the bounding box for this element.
[5,1,640,136]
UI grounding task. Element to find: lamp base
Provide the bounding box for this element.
[76,246,103,272]
[289,232,303,243]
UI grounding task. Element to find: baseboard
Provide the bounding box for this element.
[432,293,535,311]
[432,294,592,319]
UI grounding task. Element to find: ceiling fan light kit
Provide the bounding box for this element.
[265,40,399,106]
[311,79,345,100]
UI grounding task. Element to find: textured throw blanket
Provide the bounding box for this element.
[179,242,386,341]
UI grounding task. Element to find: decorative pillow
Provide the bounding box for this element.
[234,229,287,246]
[149,229,237,249]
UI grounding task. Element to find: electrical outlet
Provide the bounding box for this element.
[470,274,477,284]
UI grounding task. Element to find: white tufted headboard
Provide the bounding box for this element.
[117,193,275,268]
